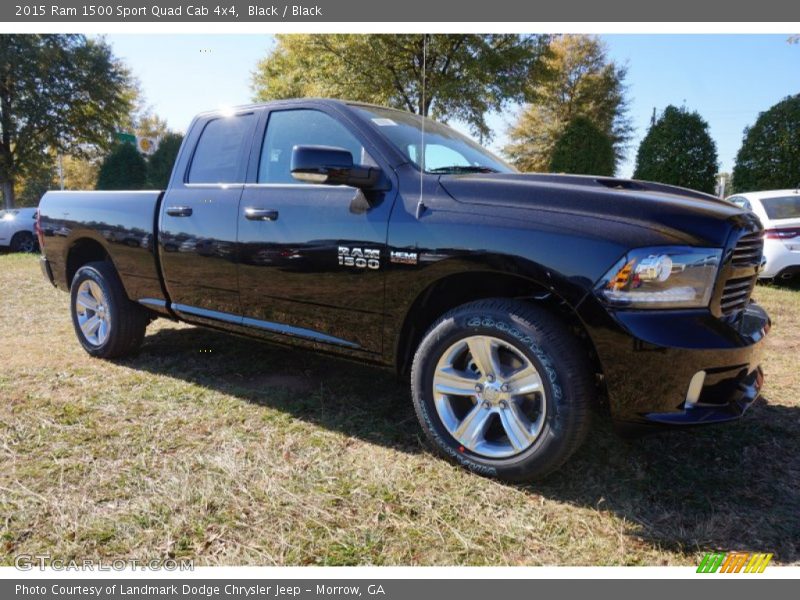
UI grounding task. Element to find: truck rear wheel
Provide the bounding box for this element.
[410,299,593,482]
[70,261,149,358]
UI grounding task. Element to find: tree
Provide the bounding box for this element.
[61,155,100,191]
[16,157,56,207]
[14,153,100,205]
[549,116,615,176]
[633,105,718,194]
[131,106,171,140]
[0,34,133,208]
[121,92,179,187]
[732,94,800,192]
[146,132,184,189]
[252,34,548,140]
[96,143,147,190]
[504,35,631,173]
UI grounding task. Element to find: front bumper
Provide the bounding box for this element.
[578,298,770,427]
[643,365,763,425]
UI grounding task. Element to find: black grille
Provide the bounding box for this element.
[731,231,764,267]
[720,276,754,314]
[717,231,764,316]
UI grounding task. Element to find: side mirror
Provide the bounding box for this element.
[291,145,383,190]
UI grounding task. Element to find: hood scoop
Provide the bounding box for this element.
[595,178,647,191]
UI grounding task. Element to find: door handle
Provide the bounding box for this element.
[166,206,193,217]
[244,207,279,221]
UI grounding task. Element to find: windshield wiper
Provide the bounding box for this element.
[427,165,500,174]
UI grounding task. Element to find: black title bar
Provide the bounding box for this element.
[3,0,800,22]
[4,579,799,600]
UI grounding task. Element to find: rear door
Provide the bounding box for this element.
[158,111,257,322]
[236,105,396,353]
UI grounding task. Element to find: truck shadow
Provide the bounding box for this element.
[535,401,800,562]
[129,324,800,563]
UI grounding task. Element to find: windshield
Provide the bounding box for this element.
[352,105,516,175]
[761,195,800,220]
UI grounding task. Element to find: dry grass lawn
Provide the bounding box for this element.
[1,252,798,565]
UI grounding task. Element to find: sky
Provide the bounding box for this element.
[105,34,800,178]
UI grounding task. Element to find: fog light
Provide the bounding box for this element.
[685,371,706,409]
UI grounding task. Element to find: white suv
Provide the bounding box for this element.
[0,207,38,253]
[727,190,800,280]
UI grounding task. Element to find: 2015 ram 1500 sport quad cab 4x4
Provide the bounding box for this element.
[37,99,770,481]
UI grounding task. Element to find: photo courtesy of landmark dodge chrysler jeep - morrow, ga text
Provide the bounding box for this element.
[36,99,770,481]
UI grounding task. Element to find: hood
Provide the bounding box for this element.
[438,173,760,247]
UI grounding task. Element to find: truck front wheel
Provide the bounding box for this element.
[410,299,593,482]
[70,261,149,359]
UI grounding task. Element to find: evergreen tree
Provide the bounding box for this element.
[550,116,615,176]
[633,105,718,194]
[146,133,184,189]
[96,143,147,190]
[733,94,800,192]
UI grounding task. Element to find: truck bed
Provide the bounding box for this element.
[38,190,165,303]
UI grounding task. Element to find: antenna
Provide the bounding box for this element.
[415,34,427,220]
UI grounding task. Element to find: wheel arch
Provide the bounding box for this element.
[393,270,605,400]
[65,237,113,290]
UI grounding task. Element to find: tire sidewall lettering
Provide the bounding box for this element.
[416,310,569,477]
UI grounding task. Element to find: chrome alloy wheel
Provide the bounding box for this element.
[432,335,547,458]
[75,280,111,347]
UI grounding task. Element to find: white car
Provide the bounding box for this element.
[727,190,800,280]
[0,207,38,253]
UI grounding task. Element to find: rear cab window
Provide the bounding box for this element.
[188,113,255,184]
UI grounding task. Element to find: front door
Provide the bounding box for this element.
[237,107,395,353]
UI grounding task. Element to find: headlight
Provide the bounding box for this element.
[597,246,721,309]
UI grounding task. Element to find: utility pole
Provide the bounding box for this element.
[58,153,64,190]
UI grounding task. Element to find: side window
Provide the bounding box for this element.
[188,114,254,184]
[259,109,373,184]
[729,196,752,210]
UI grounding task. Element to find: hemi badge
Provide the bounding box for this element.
[390,251,418,265]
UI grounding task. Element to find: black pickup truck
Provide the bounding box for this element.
[37,99,770,481]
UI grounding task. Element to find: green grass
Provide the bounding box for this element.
[1,252,798,565]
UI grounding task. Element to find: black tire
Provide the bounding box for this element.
[10,231,37,253]
[410,298,593,482]
[70,261,149,358]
